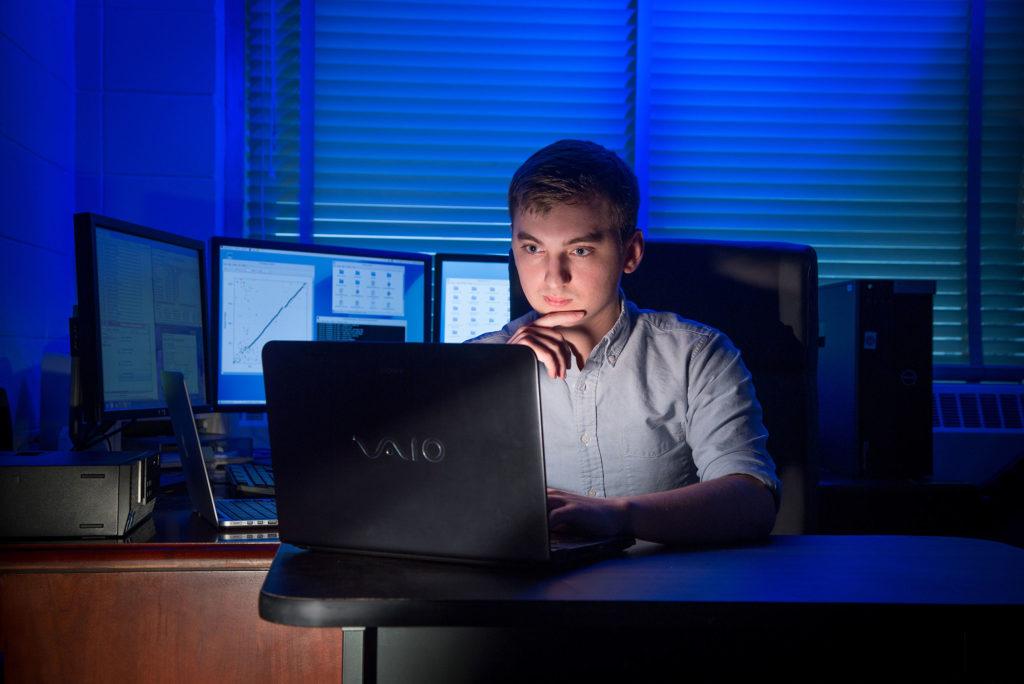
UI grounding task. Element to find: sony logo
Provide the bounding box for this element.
[352,436,446,463]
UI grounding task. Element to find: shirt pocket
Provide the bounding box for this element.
[617,422,694,494]
[619,418,684,460]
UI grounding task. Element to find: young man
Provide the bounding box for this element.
[470,139,779,545]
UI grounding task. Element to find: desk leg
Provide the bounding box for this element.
[342,627,377,684]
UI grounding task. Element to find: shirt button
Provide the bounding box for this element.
[581,433,591,445]
[608,354,616,364]
[587,489,597,497]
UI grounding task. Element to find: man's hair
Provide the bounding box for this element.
[508,139,640,243]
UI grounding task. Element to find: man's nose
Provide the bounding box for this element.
[544,254,571,286]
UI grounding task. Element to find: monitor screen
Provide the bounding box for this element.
[211,238,431,408]
[73,213,211,424]
[433,253,512,343]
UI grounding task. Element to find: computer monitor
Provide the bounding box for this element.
[432,253,513,343]
[211,238,432,409]
[73,213,212,425]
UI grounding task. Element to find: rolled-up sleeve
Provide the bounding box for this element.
[683,331,780,507]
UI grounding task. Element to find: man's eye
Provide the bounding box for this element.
[523,244,540,254]
[572,247,592,256]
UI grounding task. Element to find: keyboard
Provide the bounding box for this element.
[227,462,275,496]
[215,497,277,525]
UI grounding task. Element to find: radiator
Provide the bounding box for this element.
[932,383,1024,485]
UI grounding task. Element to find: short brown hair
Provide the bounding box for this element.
[508,139,640,243]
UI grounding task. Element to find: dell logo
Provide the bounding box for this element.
[352,436,446,463]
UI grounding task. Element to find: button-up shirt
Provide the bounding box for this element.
[468,299,780,504]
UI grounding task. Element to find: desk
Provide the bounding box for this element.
[0,493,343,683]
[260,535,1024,683]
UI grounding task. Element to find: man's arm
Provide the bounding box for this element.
[547,474,776,545]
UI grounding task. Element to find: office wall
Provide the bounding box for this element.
[0,1,227,449]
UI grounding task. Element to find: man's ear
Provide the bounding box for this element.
[622,230,644,274]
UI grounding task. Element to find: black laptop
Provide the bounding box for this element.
[261,340,633,566]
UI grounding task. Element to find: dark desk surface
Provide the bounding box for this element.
[259,534,1024,629]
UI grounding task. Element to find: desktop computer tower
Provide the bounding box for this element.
[0,450,160,537]
[818,280,934,478]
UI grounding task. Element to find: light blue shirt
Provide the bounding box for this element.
[468,299,780,505]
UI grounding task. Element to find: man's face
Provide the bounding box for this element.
[512,201,642,342]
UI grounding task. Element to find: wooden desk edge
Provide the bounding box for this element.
[0,543,280,572]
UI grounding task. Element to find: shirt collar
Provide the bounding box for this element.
[589,290,635,367]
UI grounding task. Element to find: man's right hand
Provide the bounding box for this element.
[507,310,585,379]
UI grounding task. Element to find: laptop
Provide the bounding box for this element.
[162,371,278,528]
[261,340,634,566]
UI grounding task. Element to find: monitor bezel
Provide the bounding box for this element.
[73,212,213,424]
[431,252,517,343]
[210,236,433,411]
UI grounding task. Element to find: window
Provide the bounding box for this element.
[246,0,636,252]
[978,0,1024,370]
[243,0,1023,375]
[245,0,302,238]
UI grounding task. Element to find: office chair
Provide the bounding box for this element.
[510,238,820,534]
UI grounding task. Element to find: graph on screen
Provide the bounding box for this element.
[220,260,314,374]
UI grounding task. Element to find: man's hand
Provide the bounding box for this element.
[546,475,777,545]
[547,488,631,538]
[507,311,585,379]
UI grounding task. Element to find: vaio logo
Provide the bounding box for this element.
[352,436,446,463]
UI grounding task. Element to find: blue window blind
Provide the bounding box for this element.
[245,0,302,238]
[311,0,636,254]
[979,0,1024,368]
[645,1,973,364]
[243,0,1023,373]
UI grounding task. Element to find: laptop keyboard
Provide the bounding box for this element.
[216,498,277,523]
[228,463,275,488]
[550,532,601,551]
